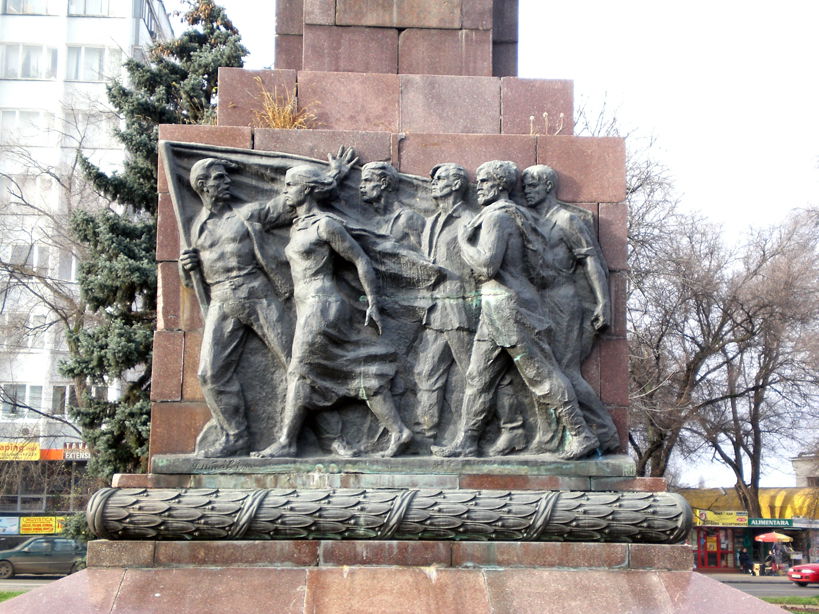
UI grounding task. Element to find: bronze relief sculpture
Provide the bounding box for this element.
[162,143,619,462]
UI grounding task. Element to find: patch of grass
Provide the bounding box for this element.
[0,591,25,603]
[252,77,317,129]
[761,596,819,605]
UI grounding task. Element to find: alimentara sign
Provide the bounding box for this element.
[748,518,793,527]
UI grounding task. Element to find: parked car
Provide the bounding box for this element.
[787,563,819,587]
[0,536,85,579]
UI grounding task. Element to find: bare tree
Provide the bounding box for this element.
[628,202,819,514]
[577,103,819,513]
[0,104,118,425]
[682,209,819,514]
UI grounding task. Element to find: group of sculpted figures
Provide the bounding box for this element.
[175,146,620,461]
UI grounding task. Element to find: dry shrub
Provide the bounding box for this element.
[252,77,317,129]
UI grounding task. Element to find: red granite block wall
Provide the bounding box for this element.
[275,0,517,77]
[302,25,399,73]
[398,29,493,76]
[216,69,297,128]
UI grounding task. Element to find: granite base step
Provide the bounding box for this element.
[86,539,692,571]
[1,566,786,614]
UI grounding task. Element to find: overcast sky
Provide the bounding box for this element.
[518,0,819,243]
[164,0,817,486]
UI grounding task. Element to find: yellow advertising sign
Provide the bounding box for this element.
[0,442,39,461]
[20,516,64,535]
[694,509,748,527]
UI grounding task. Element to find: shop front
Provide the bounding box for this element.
[683,487,819,571]
[693,509,748,571]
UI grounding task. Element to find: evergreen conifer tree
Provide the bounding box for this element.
[62,0,247,478]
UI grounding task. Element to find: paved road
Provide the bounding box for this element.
[0,575,62,592]
[705,572,819,599]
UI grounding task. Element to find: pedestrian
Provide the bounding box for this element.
[738,548,753,574]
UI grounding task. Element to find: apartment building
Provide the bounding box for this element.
[0,0,172,518]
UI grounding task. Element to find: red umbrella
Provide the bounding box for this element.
[754,531,793,543]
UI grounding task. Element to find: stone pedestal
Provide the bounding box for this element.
[2,544,786,613]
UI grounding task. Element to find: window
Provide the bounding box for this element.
[27,314,47,349]
[50,384,77,415]
[0,44,57,79]
[0,383,42,417]
[51,385,67,415]
[5,243,49,274]
[58,249,78,282]
[0,173,55,208]
[66,46,120,82]
[62,110,119,149]
[51,385,105,415]
[0,288,26,314]
[3,0,57,14]
[9,244,34,267]
[0,109,56,145]
[142,0,158,39]
[53,539,78,553]
[0,384,25,416]
[68,0,109,15]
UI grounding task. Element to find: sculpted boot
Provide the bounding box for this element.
[553,401,599,460]
[598,433,621,454]
[431,430,479,457]
[487,428,527,456]
[560,430,599,460]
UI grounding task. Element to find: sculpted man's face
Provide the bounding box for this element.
[201,165,231,207]
[359,169,385,204]
[431,168,461,200]
[523,173,551,207]
[476,169,502,206]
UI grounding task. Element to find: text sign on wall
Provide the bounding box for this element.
[694,509,748,527]
[64,449,91,460]
[0,442,39,461]
[748,518,793,527]
[19,516,64,535]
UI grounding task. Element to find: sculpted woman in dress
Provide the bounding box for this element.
[253,165,414,458]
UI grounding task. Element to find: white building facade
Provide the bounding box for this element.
[0,0,172,514]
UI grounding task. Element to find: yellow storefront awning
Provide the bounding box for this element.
[679,488,819,520]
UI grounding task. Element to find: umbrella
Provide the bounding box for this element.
[754,531,793,543]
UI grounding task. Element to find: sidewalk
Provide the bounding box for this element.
[702,571,792,584]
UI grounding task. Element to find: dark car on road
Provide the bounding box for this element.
[0,536,85,579]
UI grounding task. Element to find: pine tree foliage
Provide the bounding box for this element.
[62,1,246,478]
